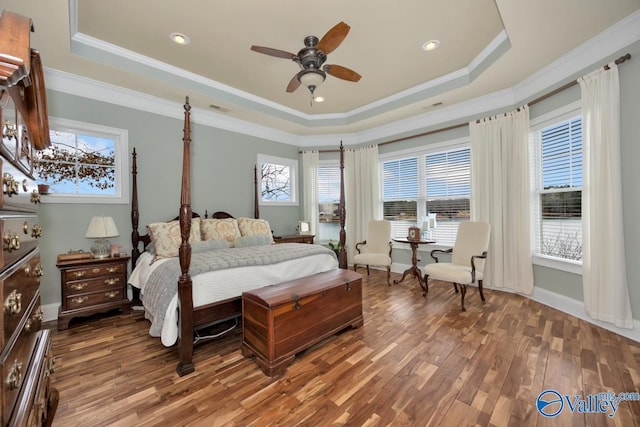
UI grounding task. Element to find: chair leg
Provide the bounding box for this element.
[353,264,358,273]
[366,265,370,276]
[453,283,459,293]
[459,284,467,311]
[422,274,429,296]
[386,266,391,286]
[478,280,485,302]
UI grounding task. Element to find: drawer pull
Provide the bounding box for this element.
[48,356,57,375]
[73,271,86,278]
[105,291,119,299]
[31,190,41,204]
[5,359,23,390]
[72,296,88,304]
[21,179,27,192]
[22,221,29,234]
[105,278,119,286]
[32,224,43,238]
[3,230,20,252]
[3,172,18,196]
[33,264,44,277]
[4,289,22,315]
[24,264,32,276]
[70,282,88,291]
[26,308,44,331]
[107,266,117,273]
[92,268,101,274]
[345,279,351,291]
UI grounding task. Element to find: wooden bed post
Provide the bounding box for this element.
[131,148,140,264]
[176,97,195,376]
[338,141,347,269]
[254,164,260,219]
[130,147,142,306]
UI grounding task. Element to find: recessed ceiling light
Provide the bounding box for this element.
[422,40,440,51]
[314,96,325,103]
[170,32,190,45]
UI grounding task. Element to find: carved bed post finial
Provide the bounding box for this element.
[177,96,195,376]
[338,141,347,269]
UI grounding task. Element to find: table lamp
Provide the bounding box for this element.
[85,216,119,259]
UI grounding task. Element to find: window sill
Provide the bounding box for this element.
[533,254,582,275]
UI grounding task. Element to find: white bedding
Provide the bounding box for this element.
[129,250,338,346]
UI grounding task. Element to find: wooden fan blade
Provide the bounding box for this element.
[286,73,301,92]
[317,21,350,54]
[250,45,296,60]
[323,64,361,82]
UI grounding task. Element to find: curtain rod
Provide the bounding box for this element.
[304,53,631,153]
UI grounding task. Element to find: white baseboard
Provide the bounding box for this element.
[529,287,640,343]
[42,303,60,323]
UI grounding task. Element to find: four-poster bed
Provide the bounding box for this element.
[130,97,348,376]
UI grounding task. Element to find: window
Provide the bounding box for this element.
[317,163,341,243]
[531,103,582,266]
[380,140,471,246]
[37,118,129,204]
[257,154,298,206]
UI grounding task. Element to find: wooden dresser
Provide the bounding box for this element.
[56,256,131,330]
[0,10,58,426]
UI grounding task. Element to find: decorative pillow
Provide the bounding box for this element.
[237,217,274,243]
[147,218,201,258]
[191,239,230,253]
[232,235,273,248]
[200,218,241,244]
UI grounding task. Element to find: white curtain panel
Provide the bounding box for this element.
[345,145,380,264]
[301,151,319,237]
[469,106,534,294]
[579,63,632,328]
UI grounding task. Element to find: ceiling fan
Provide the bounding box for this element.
[250,21,361,97]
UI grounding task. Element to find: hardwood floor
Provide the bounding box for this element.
[47,271,640,426]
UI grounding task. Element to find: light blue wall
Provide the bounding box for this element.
[39,92,301,305]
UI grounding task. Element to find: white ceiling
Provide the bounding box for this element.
[3,0,640,144]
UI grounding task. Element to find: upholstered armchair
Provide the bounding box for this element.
[422,221,490,311]
[353,220,393,286]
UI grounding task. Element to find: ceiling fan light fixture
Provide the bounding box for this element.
[314,96,325,103]
[298,69,326,94]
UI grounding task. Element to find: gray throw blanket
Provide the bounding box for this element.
[143,243,336,337]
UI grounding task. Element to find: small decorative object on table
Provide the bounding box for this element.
[298,220,311,235]
[408,226,421,241]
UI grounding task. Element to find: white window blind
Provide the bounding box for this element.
[381,144,470,246]
[382,157,418,239]
[425,148,471,245]
[317,164,341,243]
[531,115,582,261]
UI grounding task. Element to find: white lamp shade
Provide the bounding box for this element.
[85,216,119,239]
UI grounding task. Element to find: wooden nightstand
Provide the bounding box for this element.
[273,234,315,244]
[56,256,131,330]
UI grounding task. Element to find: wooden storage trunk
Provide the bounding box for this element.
[241,269,363,376]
